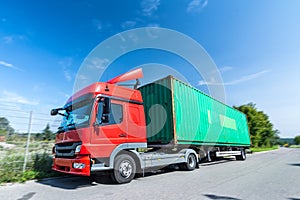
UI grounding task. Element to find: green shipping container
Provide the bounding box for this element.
[138,76,250,147]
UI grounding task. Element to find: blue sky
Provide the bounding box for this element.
[0,0,299,137]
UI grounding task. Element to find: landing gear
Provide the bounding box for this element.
[235,149,246,161]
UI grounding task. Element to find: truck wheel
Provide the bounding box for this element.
[111,153,136,184]
[180,154,197,171]
[236,149,246,161]
[93,172,114,184]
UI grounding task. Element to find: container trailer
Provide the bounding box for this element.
[51,68,250,184]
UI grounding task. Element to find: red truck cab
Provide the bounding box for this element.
[51,69,149,182]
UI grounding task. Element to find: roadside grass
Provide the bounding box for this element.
[0,140,63,184]
[0,152,62,184]
[289,145,300,148]
[250,146,279,153]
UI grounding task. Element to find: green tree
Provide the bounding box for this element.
[234,103,278,148]
[294,135,300,145]
[42,124,55,141]
[0,129,6,136]
[0,117,14,136]
[34,132,42,141]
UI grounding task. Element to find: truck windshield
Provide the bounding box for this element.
[58,96,94,132]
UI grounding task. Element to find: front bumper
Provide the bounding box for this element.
[52,155,91,176]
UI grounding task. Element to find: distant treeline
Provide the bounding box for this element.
[0,117,55,141]
[278,138,295,145]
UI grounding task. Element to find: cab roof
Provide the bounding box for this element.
[67,82,143,104]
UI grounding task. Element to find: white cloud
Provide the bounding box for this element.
[205,66,233,77]
[198,70,270,86]
[128,32,139,43]
[0,90,39,106]
[141,0,160,16]
[58,57,73,81]
[92,19,112,32]
[63,70,72,81]
[0,60,13,68]
[123,1,160,28]
[58,91,70,99]
[77,74,88,81]
[59,57,72,67]
[187,0,208,13]
[0,60,22,71]
[145,26,161,39]
[92,19,102,31]
[87,58,110,70]
[2,35,26,44]
[3,36,13,43]
[121,21,137,29]
[219,66,233,73]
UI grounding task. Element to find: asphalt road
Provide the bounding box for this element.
[0,148,299,200]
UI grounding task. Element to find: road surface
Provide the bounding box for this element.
[0,148,299,200]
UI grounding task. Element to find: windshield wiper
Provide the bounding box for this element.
[56,123,76,133]
[67,123,76,126]
[67,123,76,130]
[57,126,64,133]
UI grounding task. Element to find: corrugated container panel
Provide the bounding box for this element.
[139,77,174,144]
[139,76,250,146]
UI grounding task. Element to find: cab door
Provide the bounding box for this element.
[91,98,127,158]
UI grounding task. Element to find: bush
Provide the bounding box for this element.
[32,153,59,179]
[0,154,24,183]
[0,152,60,184]
[294,135,300,145]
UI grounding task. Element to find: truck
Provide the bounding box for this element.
[51,68,250,184]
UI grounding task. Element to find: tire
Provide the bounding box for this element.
[236,149,246,161]
[93,171,114,184]
[180,154,197,171]
[111,153,136,184]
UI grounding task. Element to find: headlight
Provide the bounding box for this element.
[75,145,82,153]
[73,162,86,169]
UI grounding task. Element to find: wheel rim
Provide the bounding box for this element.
[119,160,133,178]
[188,155,195,168]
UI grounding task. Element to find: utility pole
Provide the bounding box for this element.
[23,111,33,172]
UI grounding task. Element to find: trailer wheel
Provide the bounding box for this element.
[180,154,197,171]
[111,153,136,184]
[236,149,246,161]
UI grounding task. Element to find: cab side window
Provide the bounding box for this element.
[110,103,123,124]
[97,102,123,125]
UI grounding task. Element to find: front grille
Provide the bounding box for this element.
[55,142,82,158]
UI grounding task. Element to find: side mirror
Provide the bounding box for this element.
[51,109,58,116]
[103,98,111,114]
[96,97,111,125]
